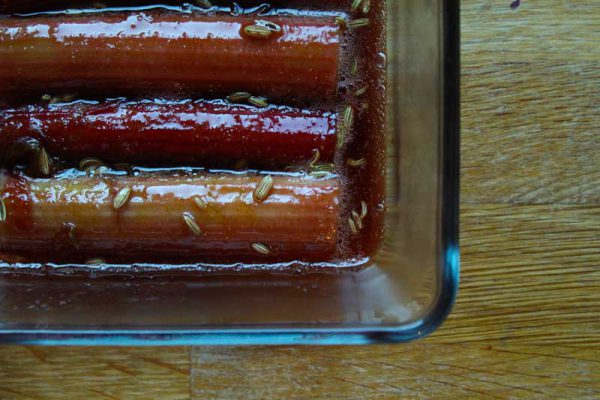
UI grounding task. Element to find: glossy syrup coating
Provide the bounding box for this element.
[0,100,337,167]
[0,171,339,263]
[0,12,340,102]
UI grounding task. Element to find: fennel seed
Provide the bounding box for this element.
[253,175,274,203]
[348,217,359,235]
[113,187,132,210]
[361,0,371,14]
[248,96,268,108]
[361,200,368,219]
[354,86,368,97]
[182,212,203,236]
[347,157,366,168]
[244,24,272,39]
[79,157,104,171]
[343,105,354,129]
[311,163,335,173]
[335,16,347,29]
[193,195,208,210]
[336,124,346,149]
[86,258,106,265]
[227,92,251,102]
[351,59,359,76]
[348,18,370,29]
[351,210,363,230]
[0,198,6,222]
[339,105,354,148]
[351,0,362,12]
[41,94,52,101]
[251,242,271,255]
[308,149,320,167]
[337,105,354,149]
[36,147,51,176]
[309,170,333,179]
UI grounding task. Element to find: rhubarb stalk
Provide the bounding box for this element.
[0,171,339,263]
[0,13,341,101]
[0,100,337,166]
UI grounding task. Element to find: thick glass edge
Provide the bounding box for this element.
[398,0,461,342]
[0,0,460,346]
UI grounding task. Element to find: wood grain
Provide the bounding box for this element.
[462,0,600,204]
[436,204,600,346]
[0,1,599,399]
[0,347,190,399]
[191,344,599,399]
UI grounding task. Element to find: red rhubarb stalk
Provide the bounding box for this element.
[0,100,337,165]
[0,12,340,101]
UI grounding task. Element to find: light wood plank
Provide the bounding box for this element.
[432,204,600,345]
[191,344,599,399]
[0,347,190,399]
[461,0,600,204]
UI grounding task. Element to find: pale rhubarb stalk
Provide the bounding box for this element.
[0,171,339,263]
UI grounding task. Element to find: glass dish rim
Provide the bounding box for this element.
[0,0,459,345]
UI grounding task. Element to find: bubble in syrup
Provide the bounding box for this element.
[376,52,387,69]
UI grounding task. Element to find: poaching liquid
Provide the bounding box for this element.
[0,0,386,273]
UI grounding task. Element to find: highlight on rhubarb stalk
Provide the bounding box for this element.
[0,100,337,167]
[0,12,341,101]
[0,170,340,264]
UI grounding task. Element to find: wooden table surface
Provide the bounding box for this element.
[0,1,599,398]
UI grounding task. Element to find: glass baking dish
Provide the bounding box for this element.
[0,0,459,345]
